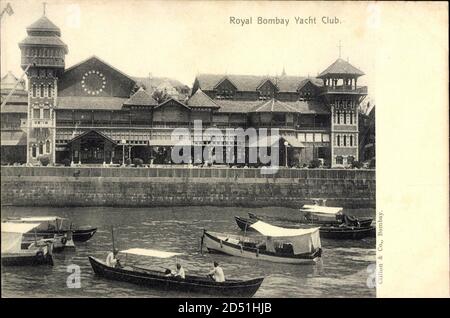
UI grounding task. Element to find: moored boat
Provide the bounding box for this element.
[202,221,322,265]
[88,248,264,297]
[242,214,375,240]
[5,216,97,242]
[1,222,54,266]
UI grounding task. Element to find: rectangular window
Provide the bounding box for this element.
[32,146,37,158]
[33,109,40,119]
[43,109,50,119]
[314,133,322,142]
[322,134,330,142]
[298,133,305,142]
[39,143,44,155]
[306,133,314,142]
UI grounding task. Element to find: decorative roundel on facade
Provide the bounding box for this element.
[81,70,106,95]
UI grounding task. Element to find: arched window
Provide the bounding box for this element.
[32,84,37,97]
[39,143,44,155]
[336,156,343,165]
[347,156,355,164]
[350,135,353,146]
[46,140,51,153]
[40,84,45,97]
[343,135,347,146]
[337,135,340,146]
[32,144,37,158]
[48,84,53,97]
[350,111,353,124]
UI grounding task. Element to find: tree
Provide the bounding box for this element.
[152,89,171,104]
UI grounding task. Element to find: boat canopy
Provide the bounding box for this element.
[301,205,343,214]
[1,222,41,253]
[250,221,321,254]
[13,216,66,222]
[120,248,182,258]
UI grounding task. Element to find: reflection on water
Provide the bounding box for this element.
[1,206,375,298]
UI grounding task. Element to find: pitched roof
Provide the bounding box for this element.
[196,74,323,93]
[57,96,127,110]
[67,130,116,144]
[250,99,299,113]
[154,97,191,110]
[123,87,157,106]
[19,35,67,47]
[213,100,263,113]
[187,89,219,108]
[26,16,61,36]
[318,58,364,78]
[64,56,136,84]
[1,71,26,91]
[284,100,330,114]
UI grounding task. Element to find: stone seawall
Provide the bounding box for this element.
[1,167,375,208]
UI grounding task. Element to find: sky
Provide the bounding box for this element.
[1,0,378,96]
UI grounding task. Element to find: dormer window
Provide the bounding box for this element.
[214,78,237,99]
[257,79,277,100]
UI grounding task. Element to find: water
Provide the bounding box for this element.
[1,206,376,298]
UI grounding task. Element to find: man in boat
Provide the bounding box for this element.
[173,263,185,279]
[208,261,225,282]
[106,249,121,268]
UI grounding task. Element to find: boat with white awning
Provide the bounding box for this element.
[1,222,54,266]
[202,221,322,264]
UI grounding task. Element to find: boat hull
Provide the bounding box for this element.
[203,231,321,265]
[88,257,263,297]
[1,249,53,266]
[239,215,375,240]
[25,228,97,242]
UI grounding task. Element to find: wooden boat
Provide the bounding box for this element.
[241,214,375,240]
[5,216,97,242]
[1,222,54,266]
[5,216,77,252]
[88,248,264,297]
[202,222,322,265]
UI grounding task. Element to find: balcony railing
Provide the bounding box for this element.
[321,86,367,95]
[31,119,52,128]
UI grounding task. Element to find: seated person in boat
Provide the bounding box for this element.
[106,249,122,268]
[173,263,185,279]
[208,261,225,282]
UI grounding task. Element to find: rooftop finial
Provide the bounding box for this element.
[43,2,47,16]
[338,40,342,58]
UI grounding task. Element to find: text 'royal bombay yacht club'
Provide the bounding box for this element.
[1,13,368,168]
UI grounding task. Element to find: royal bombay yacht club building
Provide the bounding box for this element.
[3,13,367,167]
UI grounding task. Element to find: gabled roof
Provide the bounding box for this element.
[123,87,157,106]
[186,89,219,108]
[213,100,263,113]
[256,78,279,91]
[26,15,61,36]
[250,98,299,113]
[154,97,191,110]
[64,55,136,84]
[213,76,238,90]
[196,74,323,93]
[297,78,320,91]
[1,71,26,91]
[68,130,116,144]
[318,58,364,78]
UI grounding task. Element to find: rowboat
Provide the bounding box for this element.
[239,214,375,240]
[1,222,54,266]
[202,221,322,265]
[5,216,97,242]
[88,248,264,297]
